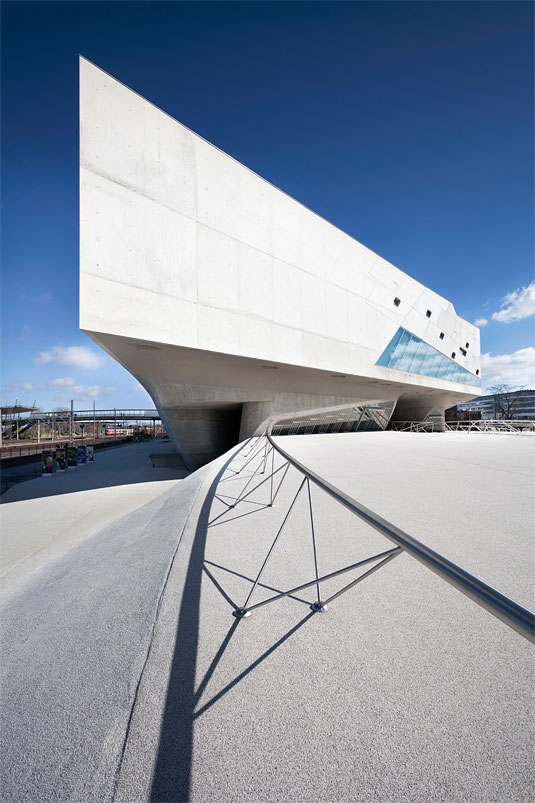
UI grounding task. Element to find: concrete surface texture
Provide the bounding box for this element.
[79,57,481,468]
[1,439,188,598]
[1,431,533,802]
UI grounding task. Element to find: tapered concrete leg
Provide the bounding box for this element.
[391,402,445,431]
[160,407,242,470]
[239,402,273,439]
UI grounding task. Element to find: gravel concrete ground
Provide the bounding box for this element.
[1,439,188,597]
[1,432,534,802]
[0,447,215,803]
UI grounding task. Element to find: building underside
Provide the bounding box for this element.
[80,58,481,470]
[89,331,480,469]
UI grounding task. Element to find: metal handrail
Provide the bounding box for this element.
[389,421,439,432]
[265,427,534,643]
[445,420,535,433]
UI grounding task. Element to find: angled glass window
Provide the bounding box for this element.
[377,327,403,366]
[376,327,481,386]
[409,340,427,373]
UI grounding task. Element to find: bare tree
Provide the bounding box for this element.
[487,385,527,420]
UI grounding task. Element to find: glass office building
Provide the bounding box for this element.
[446,389,535,421]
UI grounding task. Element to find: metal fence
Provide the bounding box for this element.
[1,467,42,495]
[445,419,535,434]
[0,437,144,495]
[220,431,534,643]
[389,421,441,433]
[271,405,392,436]
[0,435,140,461]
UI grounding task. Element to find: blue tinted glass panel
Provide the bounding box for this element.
[437,358,449,379]
[375,327,403,367]
[419,350,432,373]
[409,340,427,372]
[376,327,480,387]
[400,329,411,346]
[427,352,442,376]
[396,337,419,372]
[444,363,456,382]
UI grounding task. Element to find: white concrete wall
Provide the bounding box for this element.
[80,58,480,393]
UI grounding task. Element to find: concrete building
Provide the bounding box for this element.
[79,58,481,469]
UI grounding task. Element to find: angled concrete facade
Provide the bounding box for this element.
[80,58,481,468]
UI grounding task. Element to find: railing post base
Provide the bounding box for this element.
[233,608,252,619]
[310,601,328,613]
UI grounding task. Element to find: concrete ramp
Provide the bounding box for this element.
[1,433,533,802]
[0,454,219,802]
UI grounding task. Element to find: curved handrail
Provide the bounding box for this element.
[266,427,535,643]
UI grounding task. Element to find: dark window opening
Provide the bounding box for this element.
[451,352,456,359]
[476,369,479,376]
[460,347,467,357]
[394,297,400,307]
[439,332,444,340]
[466,342,469,349]
[426,309,432,318]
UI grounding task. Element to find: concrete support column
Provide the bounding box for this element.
[161,406,242,471]
[239,401,274,440]
[391,402,446,431]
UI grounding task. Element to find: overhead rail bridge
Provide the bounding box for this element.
[1,407,162,446]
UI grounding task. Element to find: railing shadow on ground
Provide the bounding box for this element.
[149,440,315,802]
[150,425,534,800]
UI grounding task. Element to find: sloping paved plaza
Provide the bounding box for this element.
[1,439,188,597]
[1,432,533,802]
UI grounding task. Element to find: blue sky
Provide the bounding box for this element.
[1,0,533,410]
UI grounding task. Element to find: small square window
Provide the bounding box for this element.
[394,297,400,307]
[476,369,479,375]
[426,309,432,318]
[451,352,456,359]
[460,347,467,357]
[439,332,444,340]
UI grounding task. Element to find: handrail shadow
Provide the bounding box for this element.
[150,447,237,802]
[149,442,313,802]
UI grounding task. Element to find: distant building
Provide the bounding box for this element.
[446,389,535,421]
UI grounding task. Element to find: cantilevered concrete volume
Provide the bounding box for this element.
[79,57,481,469]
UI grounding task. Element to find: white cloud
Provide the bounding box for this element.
[481,347,535,389]
[1,381,34,396]
[474,317,488,328]
[34,346,102,370]
[47,377,115,401]
[49,377,77,387]
[491,282,535,324]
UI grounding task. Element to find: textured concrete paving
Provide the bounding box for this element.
[1,433,534,802]
[276,431,535,608]
[115,432,534,803]
[0,448,217,803]
[1,439,188,597]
